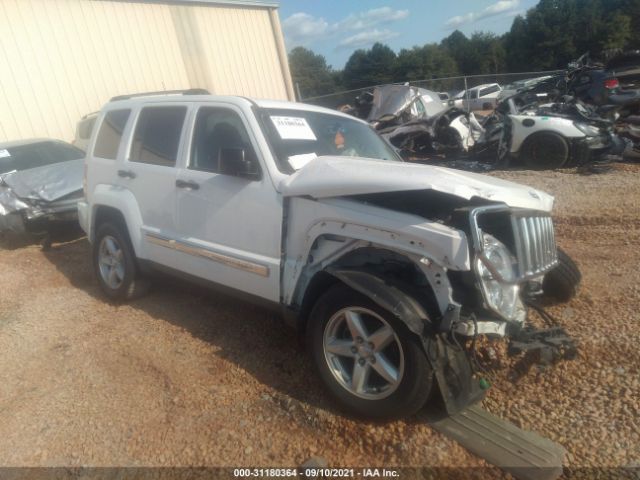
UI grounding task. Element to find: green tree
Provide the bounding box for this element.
[421,44,459,78]
[393,47,424,82]
[467,32,507,74]
[288,47,337,99]
[597,12,632,51]
[503,0,638,71]
[441,30,474,74]
[342,43,397,89]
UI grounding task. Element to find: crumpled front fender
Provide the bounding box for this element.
[326,267,485,414]
[326,266,430,335]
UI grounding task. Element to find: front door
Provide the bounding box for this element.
[174,105,282,302]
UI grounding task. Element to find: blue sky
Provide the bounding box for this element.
[278,0,539,69]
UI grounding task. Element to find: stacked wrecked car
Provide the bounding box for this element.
[339,52,640,171]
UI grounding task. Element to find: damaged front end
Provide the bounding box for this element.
[0,159,83,235]
[281,157,577,415]
[440,204,578,411]
[329,198,579,415]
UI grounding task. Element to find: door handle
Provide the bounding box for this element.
[117,169,136,179]
[175,179,200,190]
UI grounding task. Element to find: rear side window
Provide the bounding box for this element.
[130,106,187,167]
[479,85,500,97]
[94,110,131,160]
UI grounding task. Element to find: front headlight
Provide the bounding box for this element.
[476,233,524,322]
[574,122,601,137]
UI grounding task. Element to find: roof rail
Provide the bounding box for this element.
[109,88,211,102]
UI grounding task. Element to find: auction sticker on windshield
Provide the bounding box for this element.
[270,116,317,141]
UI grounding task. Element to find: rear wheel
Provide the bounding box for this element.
[93,222,149,301]
[520,132,569,170]
[308,284,433,420]
[542,247,581,303]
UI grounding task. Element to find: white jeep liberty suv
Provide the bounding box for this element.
[79,90,575,420]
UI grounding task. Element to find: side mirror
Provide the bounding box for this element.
[218,148,260,180]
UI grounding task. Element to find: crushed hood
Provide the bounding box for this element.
[278,157,554,212]
[367,85,446,121]
[0,159,83,203]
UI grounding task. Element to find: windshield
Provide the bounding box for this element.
[257,108,401,173]
[0,141,84,175]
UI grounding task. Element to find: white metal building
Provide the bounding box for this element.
[0,0,294,143]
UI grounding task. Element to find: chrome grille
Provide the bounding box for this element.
[512,214,557,277]
[469,206,559,281]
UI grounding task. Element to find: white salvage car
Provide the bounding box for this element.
[79,91,575,419]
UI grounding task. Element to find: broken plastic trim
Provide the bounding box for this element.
[423,334,486,415]
[508,326,578,364]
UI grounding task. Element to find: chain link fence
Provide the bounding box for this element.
[300,70,564,110]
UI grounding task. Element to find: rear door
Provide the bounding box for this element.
[174,104,282,302]
[120,104,189,265]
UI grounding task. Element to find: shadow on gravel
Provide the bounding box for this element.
[0,221,85,250]
[41,238,344,418]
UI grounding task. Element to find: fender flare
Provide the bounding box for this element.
[90,185,145,257]
[325,266,431,335]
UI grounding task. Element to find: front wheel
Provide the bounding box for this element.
[308,284,434,420]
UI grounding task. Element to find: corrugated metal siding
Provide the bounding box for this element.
[0,0,292,143]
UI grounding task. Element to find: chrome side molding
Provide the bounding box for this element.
[145,233,270,277]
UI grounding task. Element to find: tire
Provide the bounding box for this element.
[542,247,581,303]
[520,132,569,170]
[623,144,640,160]
[307,283,434,420]
[93,222,149,301]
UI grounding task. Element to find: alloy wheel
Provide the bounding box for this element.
[98,235,125,290]
[323,307,405,400]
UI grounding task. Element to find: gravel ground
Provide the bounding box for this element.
[0,163,639,473]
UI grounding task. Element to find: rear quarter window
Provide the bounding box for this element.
[94,110,131,160]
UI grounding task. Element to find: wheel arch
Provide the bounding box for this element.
[293,245,445,336]
[89,186,145,257]
[94,206,128,235]
[511,124,582,154]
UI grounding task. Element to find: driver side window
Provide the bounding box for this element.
[190,107,257,173]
